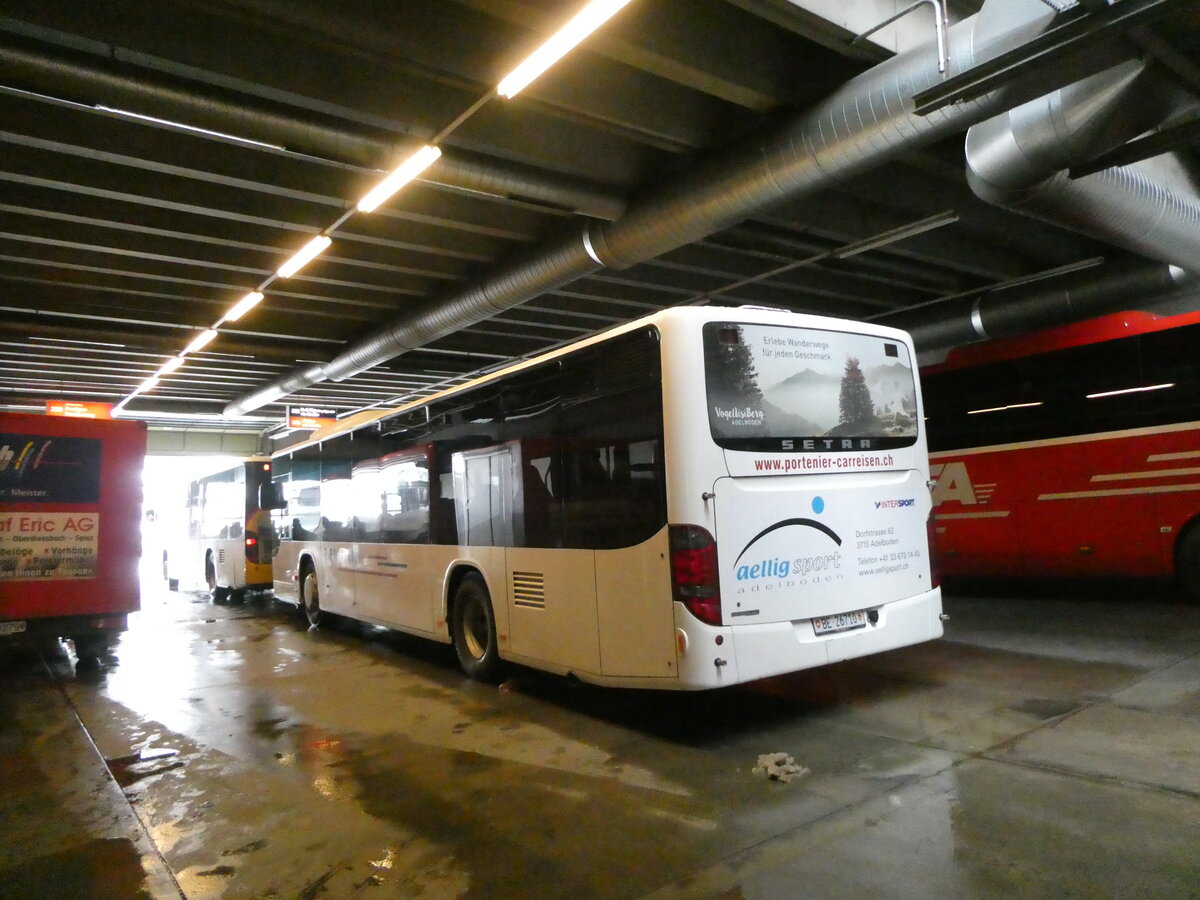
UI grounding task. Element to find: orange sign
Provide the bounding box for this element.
[45,400,114,420]
[287,405,337,430]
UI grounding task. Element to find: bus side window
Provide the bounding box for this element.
[434,470,458,544]
[558,330,665,550]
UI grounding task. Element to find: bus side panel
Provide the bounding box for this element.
[352,541,435,636]
[929,458,1023,576]
[320,542,355,616]
[932,427,1200,579]
[594,529,676,679]
[505,547,600,676]
[213,538,245,589]
[273,541,302,604]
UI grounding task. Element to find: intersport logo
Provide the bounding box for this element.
[875,498,916,509]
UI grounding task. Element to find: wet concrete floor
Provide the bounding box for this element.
[2,576,1199,899]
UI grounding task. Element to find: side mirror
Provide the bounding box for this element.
[259,482,287,510]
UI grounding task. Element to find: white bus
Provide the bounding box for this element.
[268,306,943,689]
[167,457,283,602]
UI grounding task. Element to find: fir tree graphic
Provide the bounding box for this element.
[706,326,762,402]
[838,356,874,427]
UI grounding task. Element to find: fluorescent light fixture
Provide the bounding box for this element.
[357,145,442,213]
[497,0,634,98]
[1087,383,1174,399]
[967,401,1043,415]
[183,329,219,355]
[223,291,264,323]
[833,211,959,259]
[157,356,185,376]
[30,337,127,348]
[94,105,286,151]
[277,235,332,278]
[135,375,160,394]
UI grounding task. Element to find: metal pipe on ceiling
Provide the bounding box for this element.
[897,256,1192,354]
[226,0,1091,416]
[965,59,1200,270]
[0,38,627,220]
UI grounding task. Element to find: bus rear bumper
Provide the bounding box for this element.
[675,587,944,688]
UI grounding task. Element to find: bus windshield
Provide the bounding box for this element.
[703,321,919,451]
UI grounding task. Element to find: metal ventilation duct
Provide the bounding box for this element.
[898,256,1192,354]
[0,39,627,220]
[965,59,1200,270]
[226,0,1082,416]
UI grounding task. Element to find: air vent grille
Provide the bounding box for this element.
[512,571,545,609]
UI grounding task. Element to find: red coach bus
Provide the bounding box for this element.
[922,309,1200,596]
[1,411,147,662]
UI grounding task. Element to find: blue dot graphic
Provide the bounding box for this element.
[812,496,825,514]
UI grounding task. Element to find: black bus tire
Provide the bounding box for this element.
[1176,523,1200,598]
[301,565,323,627]
[451,573,502,683]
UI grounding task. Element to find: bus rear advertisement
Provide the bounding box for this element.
[267,307,943,689]
[0,411,147,663]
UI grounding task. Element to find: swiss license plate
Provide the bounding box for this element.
[0,620,28,637]
[812,610,867,636]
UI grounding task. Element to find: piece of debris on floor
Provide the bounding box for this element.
[753,752,810,783]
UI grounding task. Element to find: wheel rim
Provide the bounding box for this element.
[461,593,489,660]
[303,573,319,620]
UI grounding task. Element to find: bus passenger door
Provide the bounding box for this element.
[313,477,356,616]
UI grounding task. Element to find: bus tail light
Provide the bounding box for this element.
[926,514,941,588]
[669,525,721,626]
[245,533,260,563]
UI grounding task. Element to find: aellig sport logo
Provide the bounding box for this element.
[733,496,845,586]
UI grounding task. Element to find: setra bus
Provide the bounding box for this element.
[268,306,943,689]
[167,457,283,601]
[923,309,1200,595]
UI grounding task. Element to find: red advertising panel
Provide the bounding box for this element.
[1,412,148,635]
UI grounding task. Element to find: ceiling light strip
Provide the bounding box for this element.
[115,0,638,416]
[277,235,332,278]
[497,0,635,98]
[222,291,264,323]
[357,145,442,213]
[183,329,219,355]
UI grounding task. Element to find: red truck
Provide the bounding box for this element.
[0,411,147,664]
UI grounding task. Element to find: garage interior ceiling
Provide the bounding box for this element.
[1,0,1198,438]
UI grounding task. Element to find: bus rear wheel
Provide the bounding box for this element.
[1176,524,1200,598]
[451,573,501,683]
[205,554,229,603]
[301,566,323,627]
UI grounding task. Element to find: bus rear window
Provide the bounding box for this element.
[703,322,919,452]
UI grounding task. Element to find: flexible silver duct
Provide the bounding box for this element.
[320,233,601,381]
[585,0,1061,269]
[0,40,626,219]
[899,257,1192,353]
[225,0,1081,415]
[965,59,1200,269]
